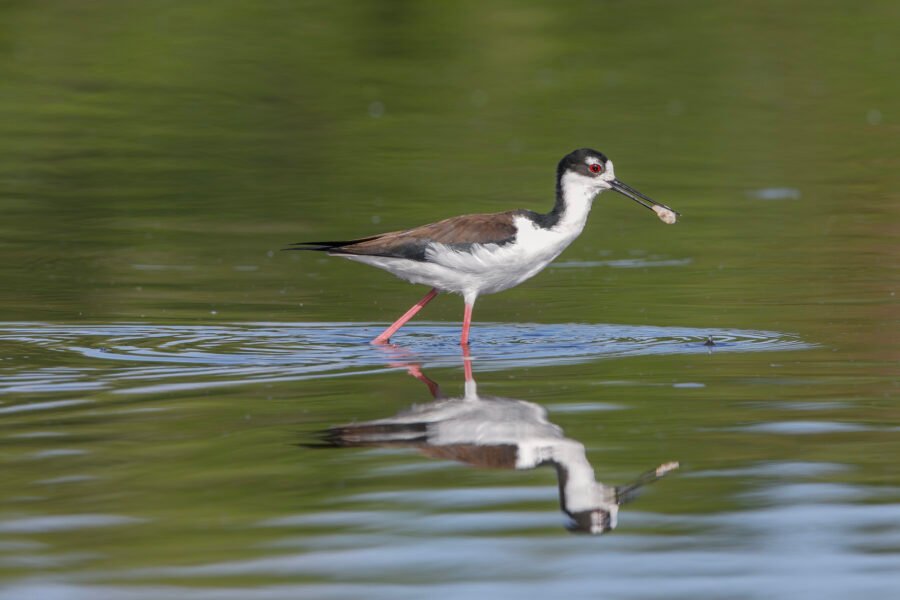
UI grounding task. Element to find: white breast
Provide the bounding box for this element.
[343,180,601,300]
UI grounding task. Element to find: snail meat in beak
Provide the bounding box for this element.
[609,178,680,225]
[652,205,678,224]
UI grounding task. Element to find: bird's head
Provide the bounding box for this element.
[557,148,680,224]
[565,504,620,535]
[557,148,616,192]
[562,461,680,535]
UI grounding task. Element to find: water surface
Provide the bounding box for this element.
[1,1,898,598]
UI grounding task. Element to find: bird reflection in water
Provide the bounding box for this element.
[315,348,678,535]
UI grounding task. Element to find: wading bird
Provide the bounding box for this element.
[288,148,678,345]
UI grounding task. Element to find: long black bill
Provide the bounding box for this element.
[610,179,680,216]
[615,461,679,506]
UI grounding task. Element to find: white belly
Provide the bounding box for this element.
[341,217,582,299]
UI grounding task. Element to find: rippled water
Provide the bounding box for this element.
[0,322,810,396]
[1,2,899,599]
[2,317,897,599]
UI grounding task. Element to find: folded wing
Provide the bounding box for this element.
[285,211,521,262]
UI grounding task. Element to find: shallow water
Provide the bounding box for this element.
[1,1,899,599]
[0,321,810,395]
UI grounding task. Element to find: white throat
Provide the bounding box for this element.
[555,158,616,234]
[556,172,603,233]
[553,443,606,510]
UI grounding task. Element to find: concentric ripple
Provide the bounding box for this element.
[0,322,813,396]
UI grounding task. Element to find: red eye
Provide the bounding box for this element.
[589,163,602,173]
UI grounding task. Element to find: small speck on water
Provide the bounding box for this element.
[704,336,716,347]
[746,187,801,200]
[470,89,489,108]
[368,101,385,118]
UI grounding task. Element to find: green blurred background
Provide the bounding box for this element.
[0,1,898,597]
[0,1,895,332]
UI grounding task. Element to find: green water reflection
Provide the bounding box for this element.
[0,1,898,598]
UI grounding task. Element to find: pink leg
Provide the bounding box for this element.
[405,364,442,399]
[460,302,474,347]
[372,288,438,345]
[461,344,473,383]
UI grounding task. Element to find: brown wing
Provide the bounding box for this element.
[325,211,521,261]
[419,444,519,469]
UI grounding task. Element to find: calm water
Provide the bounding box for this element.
[1,2,899,598]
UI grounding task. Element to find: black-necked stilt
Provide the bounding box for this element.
[288,148,679,345]
[313,354,679,534]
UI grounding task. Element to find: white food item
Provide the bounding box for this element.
[656,461,680,477]
[652,205,678,224]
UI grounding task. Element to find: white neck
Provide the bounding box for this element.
[556,171,603,234]
[552,441,612,512]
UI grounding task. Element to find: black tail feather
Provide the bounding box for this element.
[282,235,381,252]
[301,422,430,448]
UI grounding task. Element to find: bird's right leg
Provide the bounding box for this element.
[462,344,474,383]
[372,288,439,345]
[460,301,475,347]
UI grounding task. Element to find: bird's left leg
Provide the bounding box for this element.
[372,288,438,345]
[405,364,442,399]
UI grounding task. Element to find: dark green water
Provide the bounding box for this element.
[1,2,898,598]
